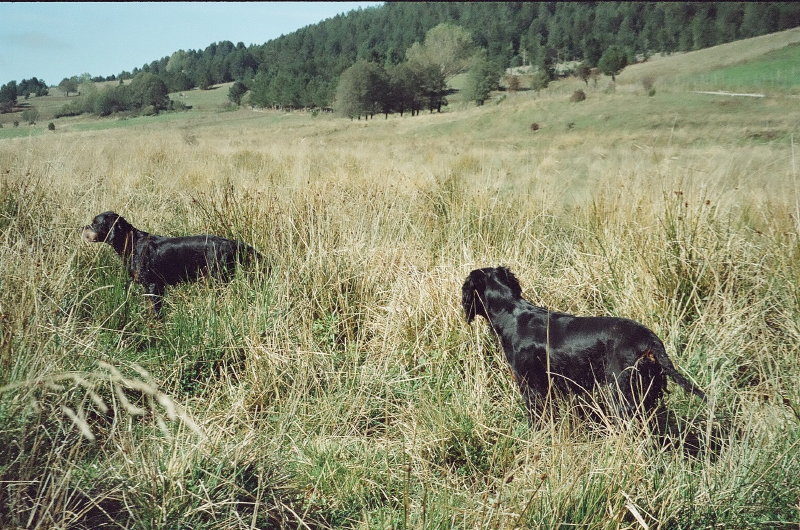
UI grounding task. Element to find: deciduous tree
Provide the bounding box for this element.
[334,60,387,119]
[129,73,169,111]
[405,23,474,80]
[463,51,502,105]
[58,77,79,96]
[597,45,628,82]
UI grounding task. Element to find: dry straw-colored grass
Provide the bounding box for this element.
[1,53,799,527]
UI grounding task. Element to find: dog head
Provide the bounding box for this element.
[82,211,132,246]
[462,266,522,323]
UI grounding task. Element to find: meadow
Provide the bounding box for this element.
[1,30,799,528]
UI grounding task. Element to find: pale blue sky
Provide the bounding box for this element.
[2,2,382,85]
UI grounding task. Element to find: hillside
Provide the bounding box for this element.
[619,25,800,91]
[5,1,798,115]
[3,27,800,138]
[1,27,799,528]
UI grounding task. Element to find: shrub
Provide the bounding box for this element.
[530,122,540,131]
[54,98,86,118]
[21,108,39,124]
[570,90,586,102]
[47,122,55,131]
[531,71,549,93]
[168,100,189,112]
[576,63,591,85]
[228,81,248,105]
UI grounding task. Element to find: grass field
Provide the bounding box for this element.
[1,30,800,528]
[618,25,800,91]
[677,42,800,94]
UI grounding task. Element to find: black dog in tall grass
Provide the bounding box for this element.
[83,211,261,315]
[462,267,706,422]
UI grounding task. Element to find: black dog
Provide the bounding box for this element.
[83,211,261,315]
[462,267,706,420]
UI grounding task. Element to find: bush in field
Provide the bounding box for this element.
[47,122,55,131]
[21,108,39,124]
[228,81,248,105]
[576,62,592,86]
[531,70,549,93]
[570,89,586,102]
[642,76,657,96]
[54,100,84,118]
[93,85,131,116]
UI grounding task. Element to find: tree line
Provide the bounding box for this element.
[328,23,506,119]
[53,73,185,118]
[0,78,49,113]
[2,2,799,117]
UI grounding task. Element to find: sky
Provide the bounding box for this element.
[1,2,382,85]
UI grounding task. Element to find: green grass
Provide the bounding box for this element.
[678,42,800,93]
[0,125,47,139]
[172,82,236,110]
[619,26,800,89]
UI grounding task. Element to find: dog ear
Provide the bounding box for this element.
[462,272,484,323]
[105,213,121,243]
[498,266,522,297]
[462,276,476,323]
[105,213,131,245]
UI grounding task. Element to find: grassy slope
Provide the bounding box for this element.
[678,42,800,93]
[618,25,800,89]
[1,30,799,528]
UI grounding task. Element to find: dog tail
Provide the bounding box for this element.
[651,341,707,401]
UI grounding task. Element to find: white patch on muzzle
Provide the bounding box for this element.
[82,228,99,243]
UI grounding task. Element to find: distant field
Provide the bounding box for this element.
[678,42,800,93]
[172,83,237,111]
[1,29,799,528]
[620,25,800,92]
[0,91,74,130]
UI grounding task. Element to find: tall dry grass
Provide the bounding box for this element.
[1,82,799,528]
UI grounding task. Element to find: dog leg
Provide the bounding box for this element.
[145,283,165,316]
